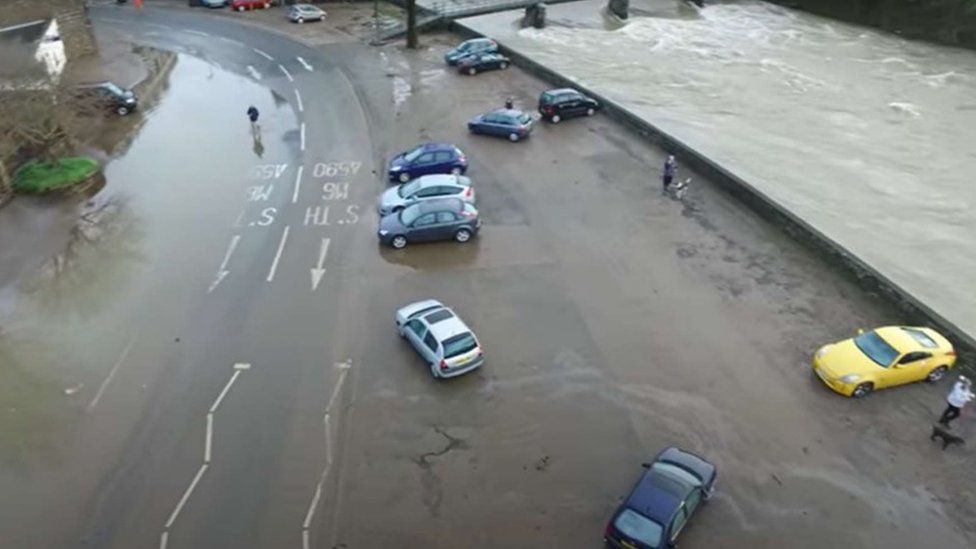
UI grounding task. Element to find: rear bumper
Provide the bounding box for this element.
[437,356,484,379]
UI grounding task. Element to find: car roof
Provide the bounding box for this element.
[544,88,580,96]
[465,38,493,45]
[489,109,526,118]
[427,314,473,342]
[419,142,458,153]
[876,326,950,353]
[624,467,692,525]
[411,174,464,188]
[414,198,464,214]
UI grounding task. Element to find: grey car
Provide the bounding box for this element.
[376,174,475,216]
[395,299,485,379]
[377,198,480,249]
[288,4,326,23]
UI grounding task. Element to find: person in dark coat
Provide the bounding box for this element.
[662,154,676,193]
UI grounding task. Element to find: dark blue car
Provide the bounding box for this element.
[387,142,468,183]
[444,38,498,65]
[468,108,534,142]
[605,447,717,549]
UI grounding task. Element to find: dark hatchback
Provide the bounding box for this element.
[457,53,510,75]
[73,81,138,116]
[444,38,498,65]
[538,88,599,123]
[377,198,481,249]
[605,447,717,549]
[387,142,467,183]
[468,109,534,142]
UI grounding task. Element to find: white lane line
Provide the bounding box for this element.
[326,369,349,413]
[220,36,243,47]
[302,482,324,530]
[310,237,330,291]
[279,64,293,82]
[233,208,246,228]
[186,29,208,37]
[204,413,214,464]
[297,56,314,72]
[253,47,274,61]
[302,529,311,549]
[294,89,303,113]
[208,234,241,293]
[266,226,291,282]
[159,531,169,549]
[300,123,306,152]
[324,413,332,466]
[247,65,262,80]
[292,165,303,203]
[87,336,136,412]
[209,370,242,414]
[164,463,209,529]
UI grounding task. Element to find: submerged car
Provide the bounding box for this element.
[72,81,138,116]
[468,108,534,142]
[813,326,956,398]
[395,299,485,379]
[377,174,475,216]
[444,37,498,65]
[457,52,510,75]
[605,447,717,549]
[288,3,325,23]
[538,88,599,123]
[377,198,480,249]
[387,142,467,183]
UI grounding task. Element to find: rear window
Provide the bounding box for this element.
[443,332,478,358]
[901,328,938,348]
[614,509,662,548]
[424,309,455,324]
[517,113,532,125]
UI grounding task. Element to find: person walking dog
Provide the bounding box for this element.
[662,154,677,194]
[939,375,975,427]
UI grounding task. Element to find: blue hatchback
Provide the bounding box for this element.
[387,142,468,183]
[468,109,534,142]
[605,447,717,549]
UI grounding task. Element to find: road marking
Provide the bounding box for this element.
[204,413,214,463]
[159,531,168,549]
[302,529,311,549]
[186,29,208,38]
[208,235,241,293]
[219,36,243,47]
[326,368,348,413]
[266,226,290,282]
[252,47,274,61]
[297,56,314,72]
[233,208,246,228]
[292,165,304,203]
[324,412,332,465]
[86,336,136,412]
[310,237,331,291]
[164,463,209,529]
[300,123,306,151]
[247,65,262,80]
[234,362,252,370]
[209,370,242,414]
[279,64,293,82]
[294,89,303,112]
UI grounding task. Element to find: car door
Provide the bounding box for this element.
[433,210,462,240]
[408,213,438,241]
[479,113,499,135]
[421,331,440,366]
[413,152,435,176]
[432,151,454,172]
[667,505,690,547]
[403,318,427,356]
[412,185,447,205]
[892,351,934,385]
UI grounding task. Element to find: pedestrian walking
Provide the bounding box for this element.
[504,97,514,110]
[247,105,260,132]
[662,154,676,194]
[938,375,975,427]
[134,0,143,10]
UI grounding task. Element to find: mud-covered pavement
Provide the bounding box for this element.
[0,4,973,549]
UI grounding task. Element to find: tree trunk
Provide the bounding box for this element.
[0,157,12,198]
[406,0,419,49]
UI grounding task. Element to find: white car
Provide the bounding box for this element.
[395,300,484,379]
[376,174,475,216]
[288,4,326,23]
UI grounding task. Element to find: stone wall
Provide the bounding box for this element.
[0,0,96,60]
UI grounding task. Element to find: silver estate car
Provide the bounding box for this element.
[376,174,475,216]
[395,299,484,379]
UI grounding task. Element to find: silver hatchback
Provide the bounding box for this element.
[376,174,475,216]
[288,4,326,23]
[395,299,484,379]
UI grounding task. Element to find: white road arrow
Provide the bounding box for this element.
[208,235,241,293]
[297,56,314,72]
[310,237,331,291]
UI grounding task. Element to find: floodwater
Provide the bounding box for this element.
[463,0,976,342]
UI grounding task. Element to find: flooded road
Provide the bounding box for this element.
[463,0,976,342]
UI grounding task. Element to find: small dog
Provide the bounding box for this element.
[930,423,965,451]
[668,178,690,200]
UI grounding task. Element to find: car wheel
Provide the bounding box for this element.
[398,172,411,183]
[500,61,508,69]
[551,114,561,124]
[586,107,596,116]
[116,106,130,116]
[450,166,462,175]
[391,205,404,213]
[297,17,304,23]
[468,67,477,76]
[508,133,520,142]
[391,235,407,249]
[455,228,472,243]
[926,366,949,383]
[851,382,873,398]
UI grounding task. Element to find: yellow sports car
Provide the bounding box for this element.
[812,326,956,398]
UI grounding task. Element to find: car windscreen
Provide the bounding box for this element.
[103,82,125,96]
[398,180,423,198]
[901,327,938,348]
[854,331,899,367]
[443,332,477,358]
[399,204,423,226]
[517,113,532,125]
[614,509,662,548]
[403,145,425,163]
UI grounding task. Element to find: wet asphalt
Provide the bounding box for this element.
[0,4,973,549]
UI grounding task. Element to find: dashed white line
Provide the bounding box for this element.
[266,226,291,282]
[324,413,333,465]
[279,64,293,82]
[253,47,274,61]
[204,413,214,464]
[87,336,136,412]
[326,369,348,413]
[300,123,306,151]
[294,89,303,112]
[297,56,314,72]
[247,65,262,80]
[164,463,209,529]
[159,531,169,549]
[303,481,324,530]
[292,165,304,203]
[220,36,243,47]
[209,370,242,414]
[186,29,208,37]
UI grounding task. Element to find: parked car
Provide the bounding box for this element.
[468,108,534,142]
[288,3,325,23]
[72,81,138,116]
[377,174,475,216]
[605,447,717,549]
[377,198,480,249]
[813,326,956,398]
[444,38,498,65]
[457,53,510,75]
[538,88,599,123]
[387,142,467,183]
[231,0,271,11]
[395,299,485,379]
[189,0,227,7]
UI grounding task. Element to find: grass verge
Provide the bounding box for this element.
[12,157,101,194]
